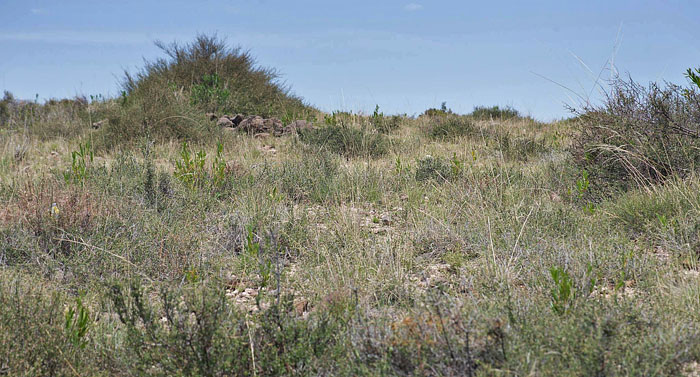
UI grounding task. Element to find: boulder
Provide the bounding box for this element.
[239,115,265,133]
[230,114,244,126]
[216,117,234,128]
[264,118,284,135]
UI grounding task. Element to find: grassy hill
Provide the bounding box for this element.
[1,36,700,376]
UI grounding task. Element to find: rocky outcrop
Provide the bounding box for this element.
[210,113,313,137]
[216,117,234,128]
[238,115,265,133]
[229,114,244,126]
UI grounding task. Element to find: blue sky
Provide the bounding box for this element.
[1,0,699,120]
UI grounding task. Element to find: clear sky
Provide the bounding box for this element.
[1,0,699,120]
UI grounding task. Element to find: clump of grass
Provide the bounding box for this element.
[493,132,548,161]
[572,75,700,193]
[415,155,453,182]
[471,105,520,120]
[298,124,388,158]
[606,177,700,265]
[278,150,339,202]
[428,116,477,140]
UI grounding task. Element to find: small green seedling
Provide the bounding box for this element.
[65,296,90,349]
[550,266,575,315]
[64,141,93,185]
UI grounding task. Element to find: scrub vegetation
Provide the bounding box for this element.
[2,35,700,376]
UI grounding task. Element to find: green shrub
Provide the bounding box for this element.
[471,105,520,120]
[99,34,313,148]
[100,86,211,149]
[573,76,700,192]
[422,102,454,117]
[108,280,349,376]
[123,34,309,117]
[174,141,208,189]
[0,277,105,375]
[371,105,400,133]
[190,73,231,112]
[298,125,388,158]
[173,141,230,192]
[428,116,477,140]
[64,295,91,349]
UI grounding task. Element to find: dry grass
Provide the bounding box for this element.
[2,97,700,375]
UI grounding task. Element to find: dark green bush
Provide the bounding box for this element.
[573,76,700,193]
[422,102,454,117]
[471,105,520,120]
[298,125,388,158]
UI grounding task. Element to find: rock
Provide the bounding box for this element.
[230,114,244,126]
[381,214,393,226]
[264,118,283,134]
[91,119,107,129]
[206,112,218,121]
[239,115,265,133]
[216,117,234,128]
[253,132,270,139]
[230,115,309,136]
